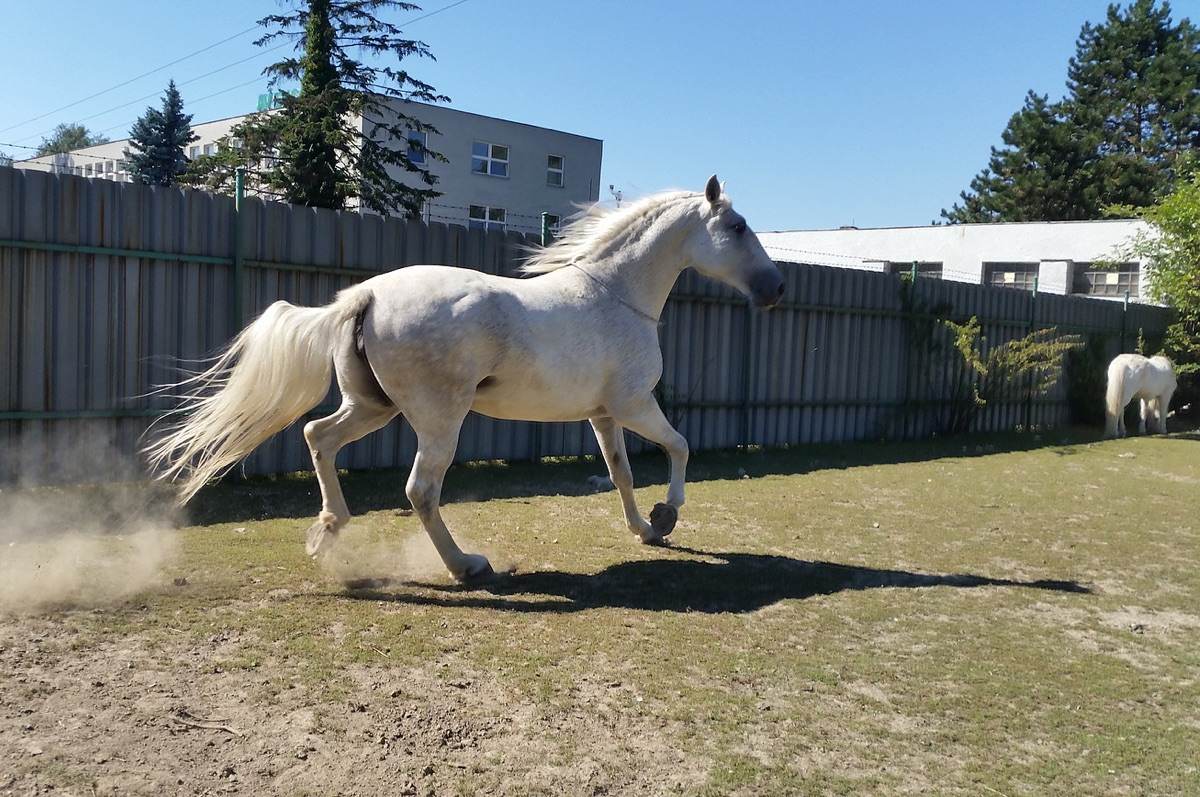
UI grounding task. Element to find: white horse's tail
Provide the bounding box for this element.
[1104,363,1125,438]
[144,284,374,503]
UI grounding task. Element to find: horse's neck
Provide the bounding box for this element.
[586,204,692,320]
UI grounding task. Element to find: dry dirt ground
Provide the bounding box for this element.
[1,430,1198,795]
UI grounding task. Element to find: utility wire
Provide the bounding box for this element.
[16,44,292,144]
[0,24,261,136]
[8,0,474,143]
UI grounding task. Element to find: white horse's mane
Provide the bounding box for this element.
[522,190,715,274]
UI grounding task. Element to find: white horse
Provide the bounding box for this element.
[146,176,785,581]
[1105,353,1177,438]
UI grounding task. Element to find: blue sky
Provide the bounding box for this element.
[3,1,1198,230]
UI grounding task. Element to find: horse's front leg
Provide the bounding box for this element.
[590,416,655,542]
[611,394,689,542]
[405,401,493,582]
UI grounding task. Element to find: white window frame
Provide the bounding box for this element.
[203,143,217,156]
[471,141,509,178]
[189,145,200,159]
[546,154,564,187]
[407,130,427,164]
[469,204,507,232]
[543,212,561,233]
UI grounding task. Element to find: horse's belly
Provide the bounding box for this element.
[470,374,606,422]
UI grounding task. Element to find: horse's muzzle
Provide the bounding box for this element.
[750,271,786,308]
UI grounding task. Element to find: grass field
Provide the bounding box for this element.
[2,429,1198,795]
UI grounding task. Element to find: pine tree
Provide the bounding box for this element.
[944,0,1200,223]
[943,93,1097,222]
[125,81,198,186]
[184,0,444,217]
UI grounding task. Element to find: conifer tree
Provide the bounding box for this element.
[125,80,198,186]
[185,0,444,217]
[944,1,1200,222]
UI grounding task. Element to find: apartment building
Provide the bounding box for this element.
[13,99,603,235]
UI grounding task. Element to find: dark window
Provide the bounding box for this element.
[888,261,943,279]
[984,262,1039,291]
[1072,262,1139,298]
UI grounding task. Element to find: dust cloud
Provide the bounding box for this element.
[0,432,180,615]
[317,522,512,586]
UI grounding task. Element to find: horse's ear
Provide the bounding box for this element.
[704,174,721,204]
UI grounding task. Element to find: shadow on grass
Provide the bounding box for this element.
[187,426,1139,526]
[334,546,1089,615]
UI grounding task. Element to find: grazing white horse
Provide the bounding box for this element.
[146,176,785,581]
[1105,353,1177,438]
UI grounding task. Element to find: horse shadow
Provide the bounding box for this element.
[337,545,1089,614]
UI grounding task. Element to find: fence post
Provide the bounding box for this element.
[232,166,246,329]
[528,211,553,463]
[1024,275,1038,430]
[910,261,917,281]
[1120,290,1130,352]
[740,305,754,447]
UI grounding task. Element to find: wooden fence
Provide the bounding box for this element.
[0,167,1172,484]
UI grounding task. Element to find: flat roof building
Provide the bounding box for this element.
[758,219,1153,302]
[13,99,603,236]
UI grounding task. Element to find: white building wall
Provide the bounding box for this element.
[366,100,602,233]
[13,101,602,236]
[759,220,1152,301]
[12,115,247,180]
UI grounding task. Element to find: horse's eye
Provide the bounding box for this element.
[731,222,747,236]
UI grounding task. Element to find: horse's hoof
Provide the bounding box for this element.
[452,554,495,585]
[305,519,338,557]
[650,503,678,538]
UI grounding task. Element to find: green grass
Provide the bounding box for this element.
[3,428,1199,795]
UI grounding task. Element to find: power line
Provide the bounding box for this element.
[16,44,292,145]
[94,76,269,137]
[0,24,261,136]
[8,0,474,144]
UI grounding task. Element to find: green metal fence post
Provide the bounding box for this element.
[1120,290,1130,352]
[741,305,754,447]
[1024,275,1038,430]
[233,166,246,329]
[910,261,917,281]
[530,212,554,463]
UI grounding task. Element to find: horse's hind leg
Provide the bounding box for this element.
[1139,399,1150,435]
[590,416,655,542]
[1159,388,1175,433]
[404,400,493,582]
[303,399,396,556]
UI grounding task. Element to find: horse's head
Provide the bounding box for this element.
[682,175,785,308]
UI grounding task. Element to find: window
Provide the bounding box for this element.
[105,161,114,174]
[471,141,508,177]
[203,143,216,156]
[984,262,1039,291]
[84,164,93,176]
[546,154,564,187]
[189,145,200,159]
[887,261,942,279]
[469,204,506,232]
[543,212,561,233]
[407,130,427,164]
[229,137,243,151]
[1073,262,1139,298]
